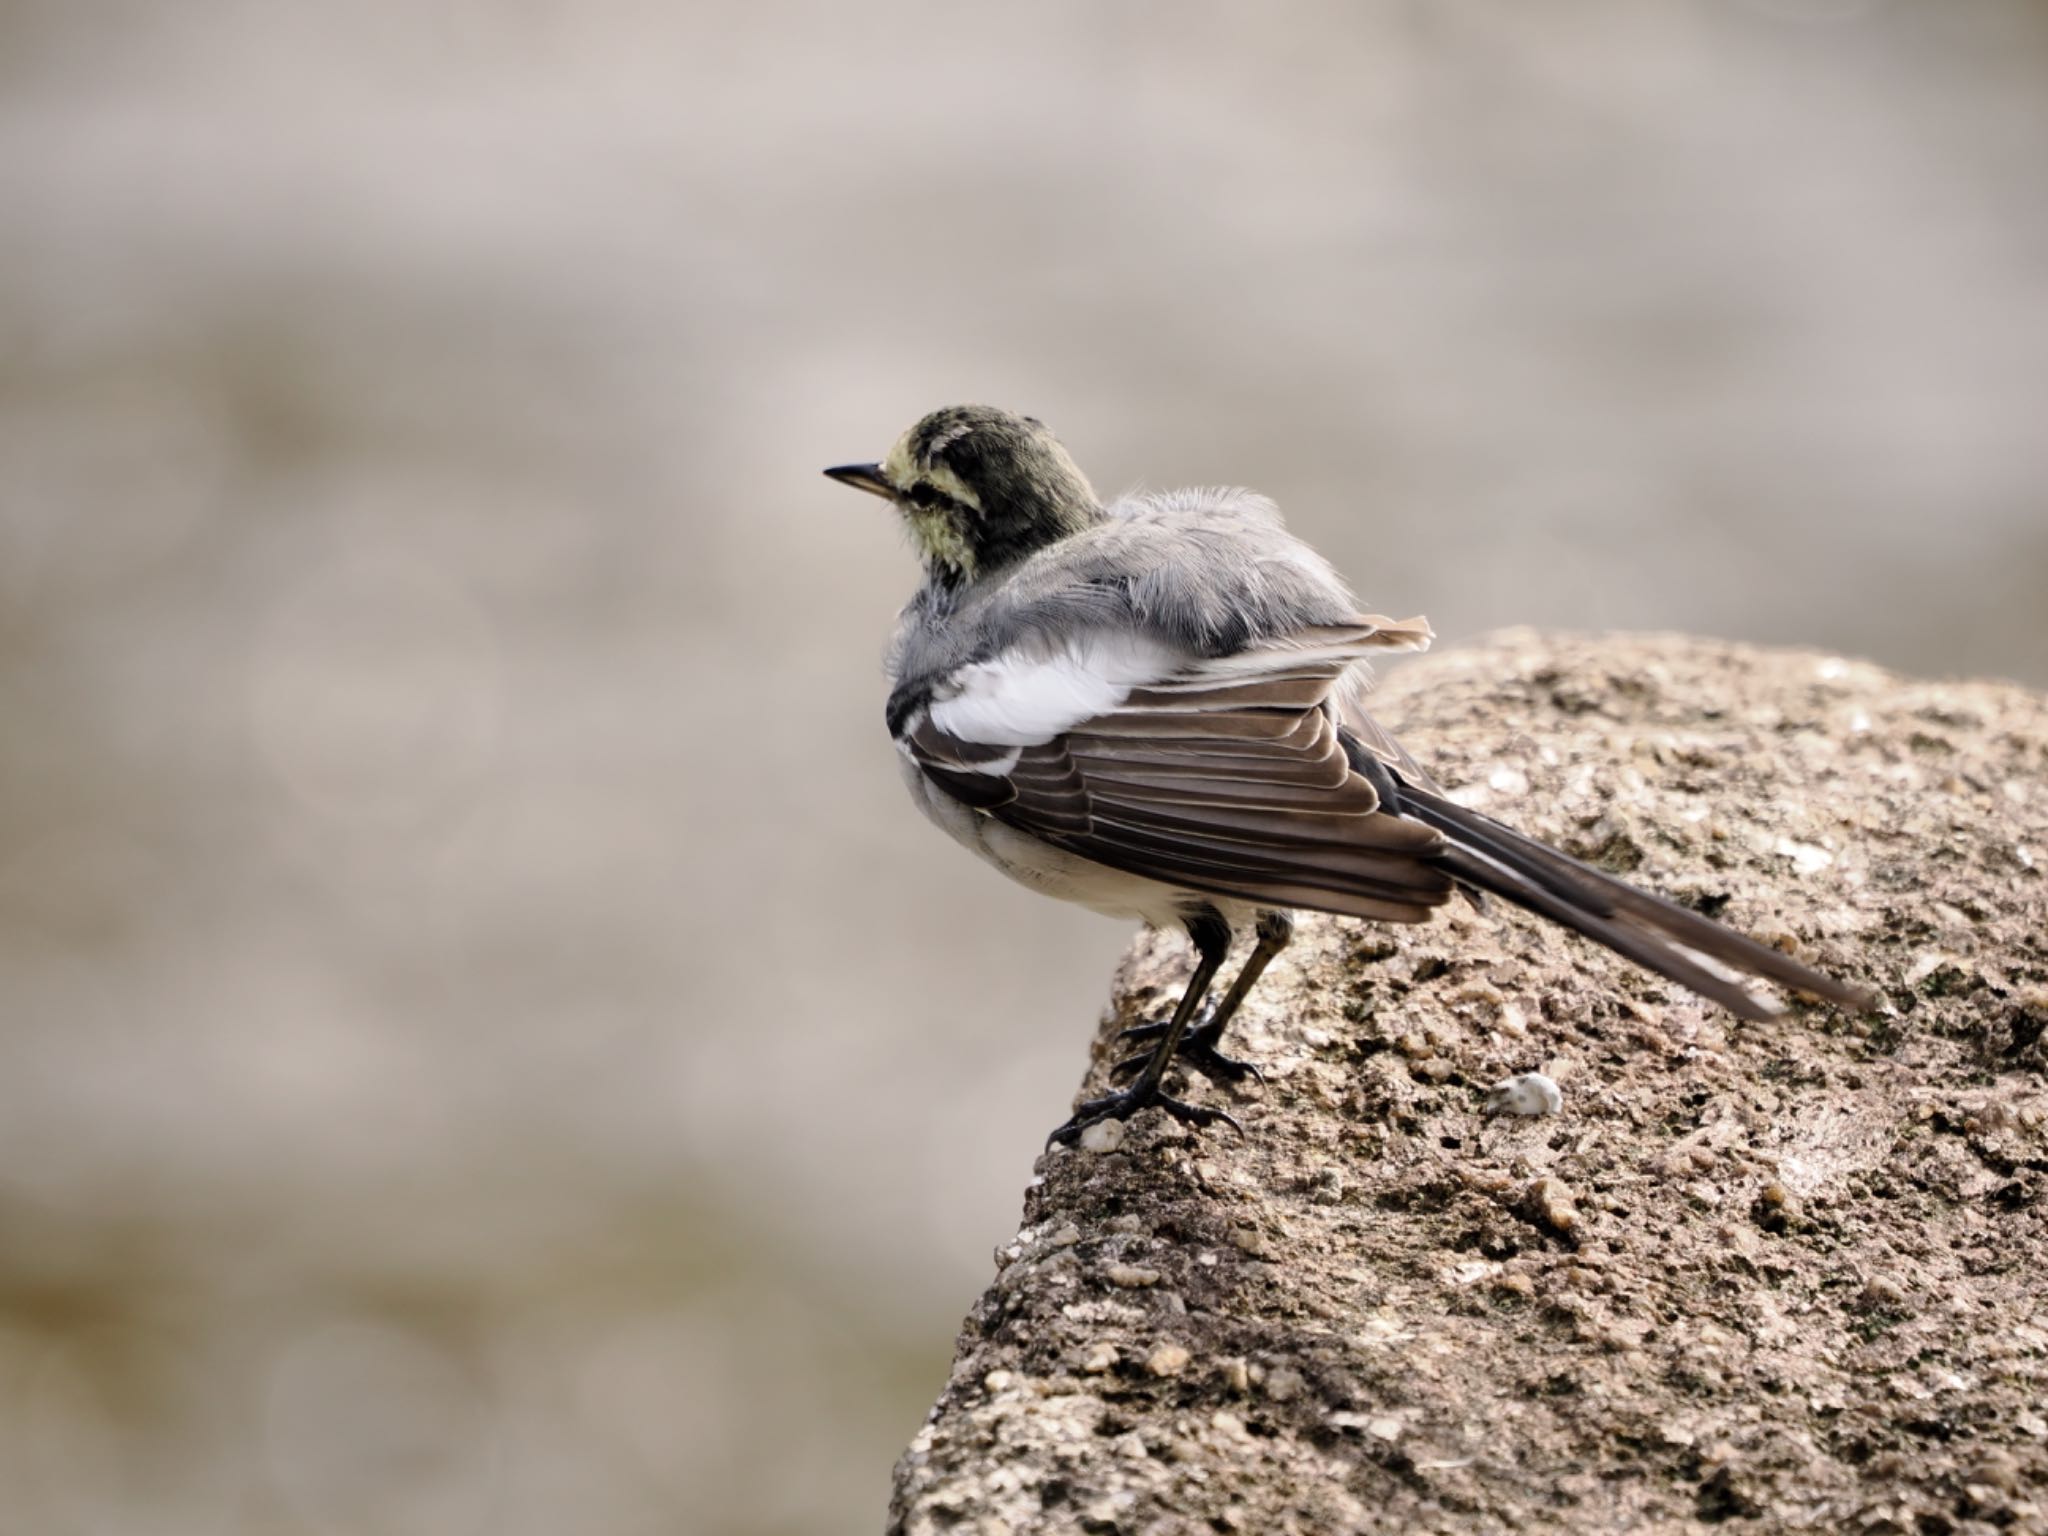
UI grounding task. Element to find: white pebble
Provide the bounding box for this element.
[1486,1072,1563,1117]
[1773,836,1834,874]
[1487,766,1530,797]
[1079,1118,1125,1153]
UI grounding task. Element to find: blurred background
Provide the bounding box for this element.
[2,1,2045,1530]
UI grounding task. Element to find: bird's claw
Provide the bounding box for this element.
[1047,1083,1244,1148]
[1111,1016,1264,1087]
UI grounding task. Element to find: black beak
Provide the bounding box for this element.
[823,462,895,499]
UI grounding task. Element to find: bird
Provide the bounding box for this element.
[826,405,1871,1147]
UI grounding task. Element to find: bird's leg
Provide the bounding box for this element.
[1048,908,1239,1146]
[1112,910,1293,1088]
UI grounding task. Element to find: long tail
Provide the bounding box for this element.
[1393,778,1874,1021]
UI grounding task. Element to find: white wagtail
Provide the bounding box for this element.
[827,406,1871,1146]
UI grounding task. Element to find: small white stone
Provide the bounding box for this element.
[1905,951,1956,986]
[1079,1118,1125,1153]
[1774,836,1834,874]
[1487,765,1530,797]
[1486,1072,1564,1117]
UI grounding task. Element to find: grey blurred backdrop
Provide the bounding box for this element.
[2,1,2045,1532]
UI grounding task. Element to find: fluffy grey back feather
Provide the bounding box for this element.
[888,487,1362,691]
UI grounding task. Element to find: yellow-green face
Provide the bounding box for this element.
[876,424,986,576]
[825,405,1099,584]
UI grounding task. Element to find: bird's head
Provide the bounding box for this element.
[826,405,1102,586]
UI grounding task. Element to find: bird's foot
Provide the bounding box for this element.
[1046,1080,1243,1149]
[1110,1013,1264,1088]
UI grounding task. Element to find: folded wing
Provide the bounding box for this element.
[897,617,1458,923]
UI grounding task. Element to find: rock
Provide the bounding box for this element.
[889,635,2048,1536]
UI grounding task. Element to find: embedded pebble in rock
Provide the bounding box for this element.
[1486,1071,1564,1117]
[1078,1118,1125,1154]
[1260,1366,1305,1402]
[1524,1176,1580,1236]
[1105,1264,1161,1289]
[1489,765,1531,797]
[1145,1342,1191,1379]
[1755,1180,1802,1232]
[1228,1227,1273,1259]
[1081,1342,1119,1374]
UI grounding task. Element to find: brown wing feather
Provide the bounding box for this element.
[948,630,1460,920]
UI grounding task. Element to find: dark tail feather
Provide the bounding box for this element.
[1397,783,1875,1021]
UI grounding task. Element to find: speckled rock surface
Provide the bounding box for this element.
[887,632,2048,1536]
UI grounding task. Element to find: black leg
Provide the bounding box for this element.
[1048,906,1241,1146]
[1111,909,1294,1087]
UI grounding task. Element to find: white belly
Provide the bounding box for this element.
[896,755,1238,930]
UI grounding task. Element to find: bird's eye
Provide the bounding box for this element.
[906,482,941,508]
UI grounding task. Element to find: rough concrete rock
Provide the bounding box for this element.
[888,633,2048,1536]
